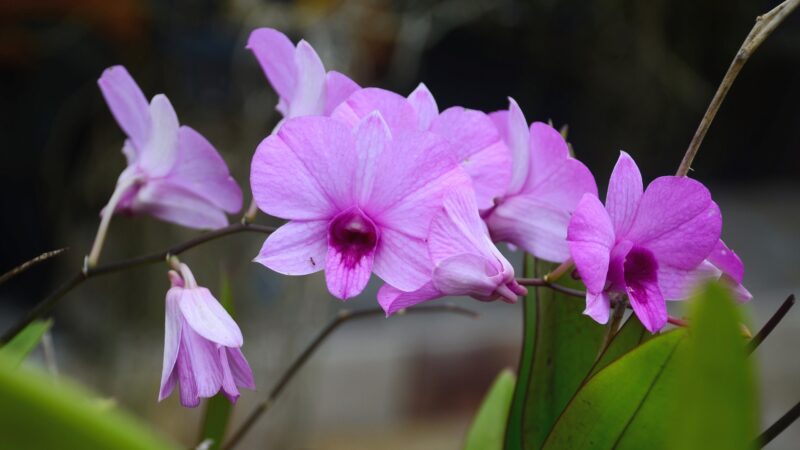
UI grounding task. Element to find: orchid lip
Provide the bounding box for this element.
[328,208,379,269]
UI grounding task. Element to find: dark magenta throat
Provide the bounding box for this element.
[328,208,379,268]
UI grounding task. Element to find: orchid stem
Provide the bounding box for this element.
[667,316,688,327]
[676,0,800,176]
[748,294,795,354]
[0,247,68,286]
[543,258,573,283]
[757,400,800,447]
[242,198,259,225]
[516,277,585,298]
[0,223,275,346]
[221,304,478,450]
[597,299,627,360]
[86,177,139,269]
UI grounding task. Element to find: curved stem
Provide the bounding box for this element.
[516,277,585,298]
[0,223,275,345]
[0,248,68,286]
[221,304,478,450]
[543,259,573,283]
[86,177,139,268]
[677,0,799,176]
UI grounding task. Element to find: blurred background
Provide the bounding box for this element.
[1,0,799,448]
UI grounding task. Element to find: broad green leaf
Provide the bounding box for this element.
[0,353,179,450]
[0,319,52,367]
[197,273,236,450]
[586,314,649,380]
[541,328,687,450]
[505,258,605,449]
[504,255,536,449]
[670,283,758,450]
[464,369,516,450]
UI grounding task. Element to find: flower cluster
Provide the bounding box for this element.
[93,27,749,407]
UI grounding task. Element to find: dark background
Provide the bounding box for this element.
[1,1,798,449]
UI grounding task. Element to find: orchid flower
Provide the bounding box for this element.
[331,86,511,210]
[483,98,597,263]
[567,152,723,332]
[90,66,242,266]
[247,27,360,119]
[159,264,255,408]
[250,112,470,299]
[378,189,527,316]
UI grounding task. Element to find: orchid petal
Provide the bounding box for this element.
[159,287,182,401]
[584,292,611,324]
[428,188,495,264]
[364,131,469,238]
[605,151,643,236]
[503,98,530,195]
[658,262,721,301]
[166,126,242,213]
[378,282,442,316]
[98,65,151,151]
[567,194,615,293]
[226,347,256,390]
[255,220,328,275]
[430,107,510,209]
[178,324,224,406]
[251,117,354,219]
[432,253,498,298]
[134,182,229,229]
[246,28,297,103]
[179,288,243,347]
[354,112,392,205]
[323,71,360,115]
[331,87,419,132]
[372,229,433,292]
[288,40,326,117]
[139,94,179,177]
[218,347,241,403]
[407,83,439,130]
[708,239,744,284]
[627,176,721,269]
[487,195,573,263]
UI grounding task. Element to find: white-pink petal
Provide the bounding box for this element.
[605,151,643,236]
[567,194,616,293]
[254,220,328,276]
[407,83,439,130]
[288,40,327,117]
[98,65,151,151]
[179,287,243,347]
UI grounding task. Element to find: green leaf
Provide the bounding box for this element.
[464,369,516,450]
[671,283,758,450]
[541,329,687,450]
[197,272,236,450]
[0,352,179,450]
[586,315,649,380]
[0,319,52,367]
[505,258,606,449]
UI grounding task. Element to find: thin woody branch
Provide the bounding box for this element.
[221,304,478,450]
[677,0,800,176]
[0,247,69,286]
[0,223,275,345]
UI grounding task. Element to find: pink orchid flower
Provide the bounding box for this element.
[331,85,511,210]
[250,112,471,299]
[567,152,723,332]
[97,66,242,229]
[483,98,597,263]
[159,264,255,408]
[378,189,527,316]
[247,27,360,118]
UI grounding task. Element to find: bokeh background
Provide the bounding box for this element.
[1,0,799,448]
